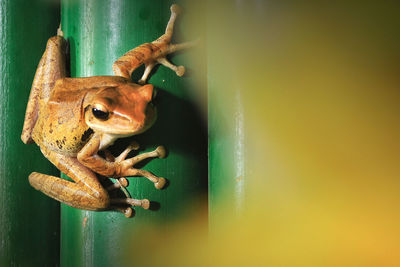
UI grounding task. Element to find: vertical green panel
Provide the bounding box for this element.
[0,0,60,266]
[60,1,207,266]
[207,1,247,226]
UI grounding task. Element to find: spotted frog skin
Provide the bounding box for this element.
[21,4,192,217]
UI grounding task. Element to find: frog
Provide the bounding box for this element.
[21,4,193,217]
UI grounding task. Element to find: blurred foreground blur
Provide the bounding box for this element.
[124,1,400,265]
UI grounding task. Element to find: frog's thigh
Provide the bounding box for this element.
[21,36,67,144]
[29,150,109,210]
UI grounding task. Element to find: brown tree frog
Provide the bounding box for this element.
[21,4,192,217]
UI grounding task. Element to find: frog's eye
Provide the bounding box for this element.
[92,105,109,120]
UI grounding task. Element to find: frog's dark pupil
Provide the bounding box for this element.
[92,108,109,120]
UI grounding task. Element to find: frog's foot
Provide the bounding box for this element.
[138,39,198,85]
[142,4,198,83]
[118,145,166,166]
[112,198,150,216]
[108,179,149,218]
[116,146,167,189]
[113,4,197,84]
[113,144,167,189]
[137,4,185,84]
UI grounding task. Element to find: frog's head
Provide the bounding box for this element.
[84,83,156,136]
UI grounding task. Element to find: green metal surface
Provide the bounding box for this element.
[0,0,61,266]
[60,1,207,266]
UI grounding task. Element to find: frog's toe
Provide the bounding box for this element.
[171,4,182,15]
[118,177,129,187]
[114,206,134,218]
[140,199,150,210]
[156,146,167,158]
[176,66,185,77]
[123,207,134,218]
[154,177,166,189]
[126,198,150,210]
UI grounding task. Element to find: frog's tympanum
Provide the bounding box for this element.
[21,4,192,217]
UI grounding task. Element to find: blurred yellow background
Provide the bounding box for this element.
[124,1,400,265]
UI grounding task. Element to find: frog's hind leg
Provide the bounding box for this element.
[30,170,148,217]
[29,148,150,215]
[28,150,110,211]
[21,28,67,144]
[29,172,109,210]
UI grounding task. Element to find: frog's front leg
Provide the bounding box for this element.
[112,4,196,84]
[77,133,167,189]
